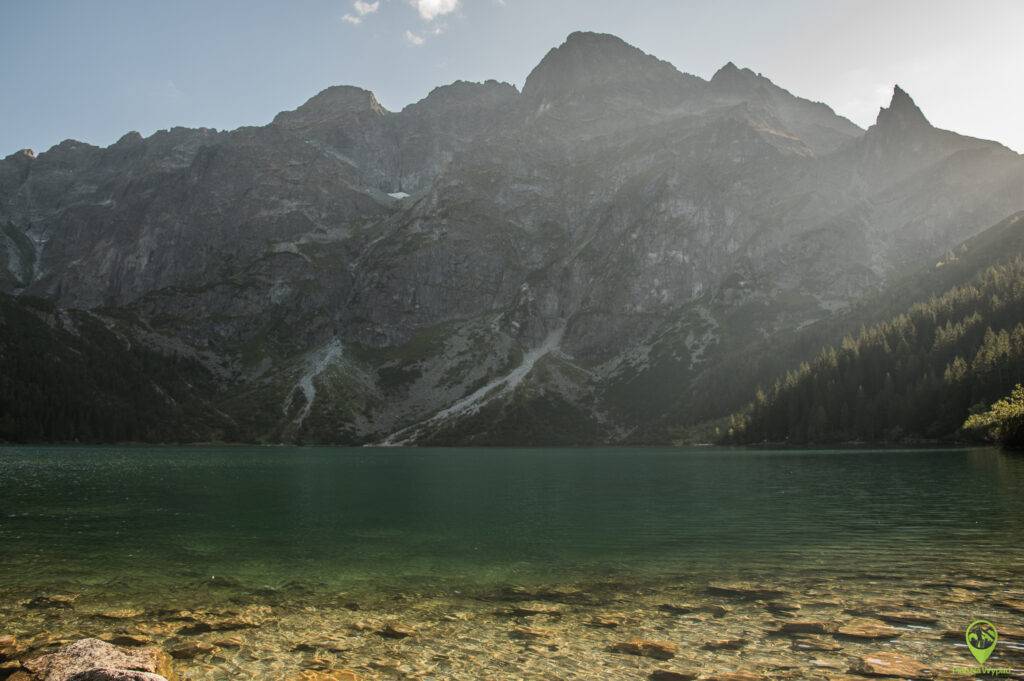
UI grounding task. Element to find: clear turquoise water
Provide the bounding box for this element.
[2,446,1023,599]
[3,446,1024,679]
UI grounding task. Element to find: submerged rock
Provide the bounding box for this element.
[286,672,359,681]
[996,597,1024,614]
[21,639,174,681]
[771,621,836,635]
[874,611,938,626]
[788,636,842,652]
[97,635,152,648]
[378,623,415,639]
[167,641,216,660]
[510,626,552,640]
[609,639,677,660]
[587,614,622,628]
[650,670,698,681]
[66,671,167,681]
[24,595,78,610]
[504,602,561,617]
[702,638,747,651]
[850,652,932,679]
[95,610,144,621]
[706,582,786,600]
[835,620,901,640]
[1,635,23,661]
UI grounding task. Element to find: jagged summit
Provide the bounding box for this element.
[709,61,763,88]
[874,84,931,130]
[406,79,519,112]
[273,85,387,128]
[522,31,700,100]
[4,148,35,162]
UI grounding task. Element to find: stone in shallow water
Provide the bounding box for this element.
[21,639,173,681]
[1,635,23,661]
[378,623,415,639]
[510,626,552,640]
[650,669,698,680]
[95,610,144,621]
[587,614,622,628]
[850,651,933,679]
[286,672,359,681]
[66,670,168,681]
[835,620,901,640]
[706,582,786,601]
[765,601,801,616]
[291,640,347,654]
[211,637,243,649]
[789,636,842,652]
[698,672,763,681]
[97,634,152,648]
[702,638,748,651]
[609,639,677,660]
[23,595,78,610]
[504,603,561,617]
[658,603,696,615]
[875,611,939,626]
[168,640,217,660]
[772,621,836,635]
[996,597,1024,614]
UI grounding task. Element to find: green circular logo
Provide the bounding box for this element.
[965,620,998,665]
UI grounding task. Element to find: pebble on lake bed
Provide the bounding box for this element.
[850,651,933,679]
[378,622,415,639]
[609,639,677,660]
[650,669,698,680]
[834,620,902,640]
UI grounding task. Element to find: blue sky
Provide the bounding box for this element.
[2,0,1022,156]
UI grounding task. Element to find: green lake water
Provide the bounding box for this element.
[2,446,1023,679]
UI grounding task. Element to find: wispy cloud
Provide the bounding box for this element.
[409,0,459,21]
[343,0,380,25]
[354,0,380,15]
[404,29,426,46]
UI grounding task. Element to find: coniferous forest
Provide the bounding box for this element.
[0,294,225,442]
[724,253,1024,445]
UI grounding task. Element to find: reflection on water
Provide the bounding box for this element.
[1,446,1023,678]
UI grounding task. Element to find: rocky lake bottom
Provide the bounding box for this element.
[2,446,1023,679]
[2,565,1024,680]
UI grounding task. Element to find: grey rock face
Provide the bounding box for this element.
[1,32,1022,444]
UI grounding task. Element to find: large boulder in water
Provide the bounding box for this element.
[21,639,174,681]
[68,672,168,681]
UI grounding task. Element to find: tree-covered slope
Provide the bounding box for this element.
[0,294,228,442]
[722,212,1024,444]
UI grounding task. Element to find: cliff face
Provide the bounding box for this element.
[2,32,1023,444]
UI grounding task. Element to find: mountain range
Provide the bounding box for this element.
[2,31,1023,445]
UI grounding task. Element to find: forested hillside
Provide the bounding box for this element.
[0,294,227,442]
[723,213,1024,444]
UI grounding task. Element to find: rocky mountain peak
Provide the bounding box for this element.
[114,131,144,146]
[874,84,931,131]
[522,31,695,100]
[272,85,387,129]
[709,61,774,95]
[407,79,519,112]
[4,148,35,162]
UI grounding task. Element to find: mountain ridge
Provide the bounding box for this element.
[1,32,1022,445]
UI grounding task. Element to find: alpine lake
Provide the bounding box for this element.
[1,446,1022,680]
